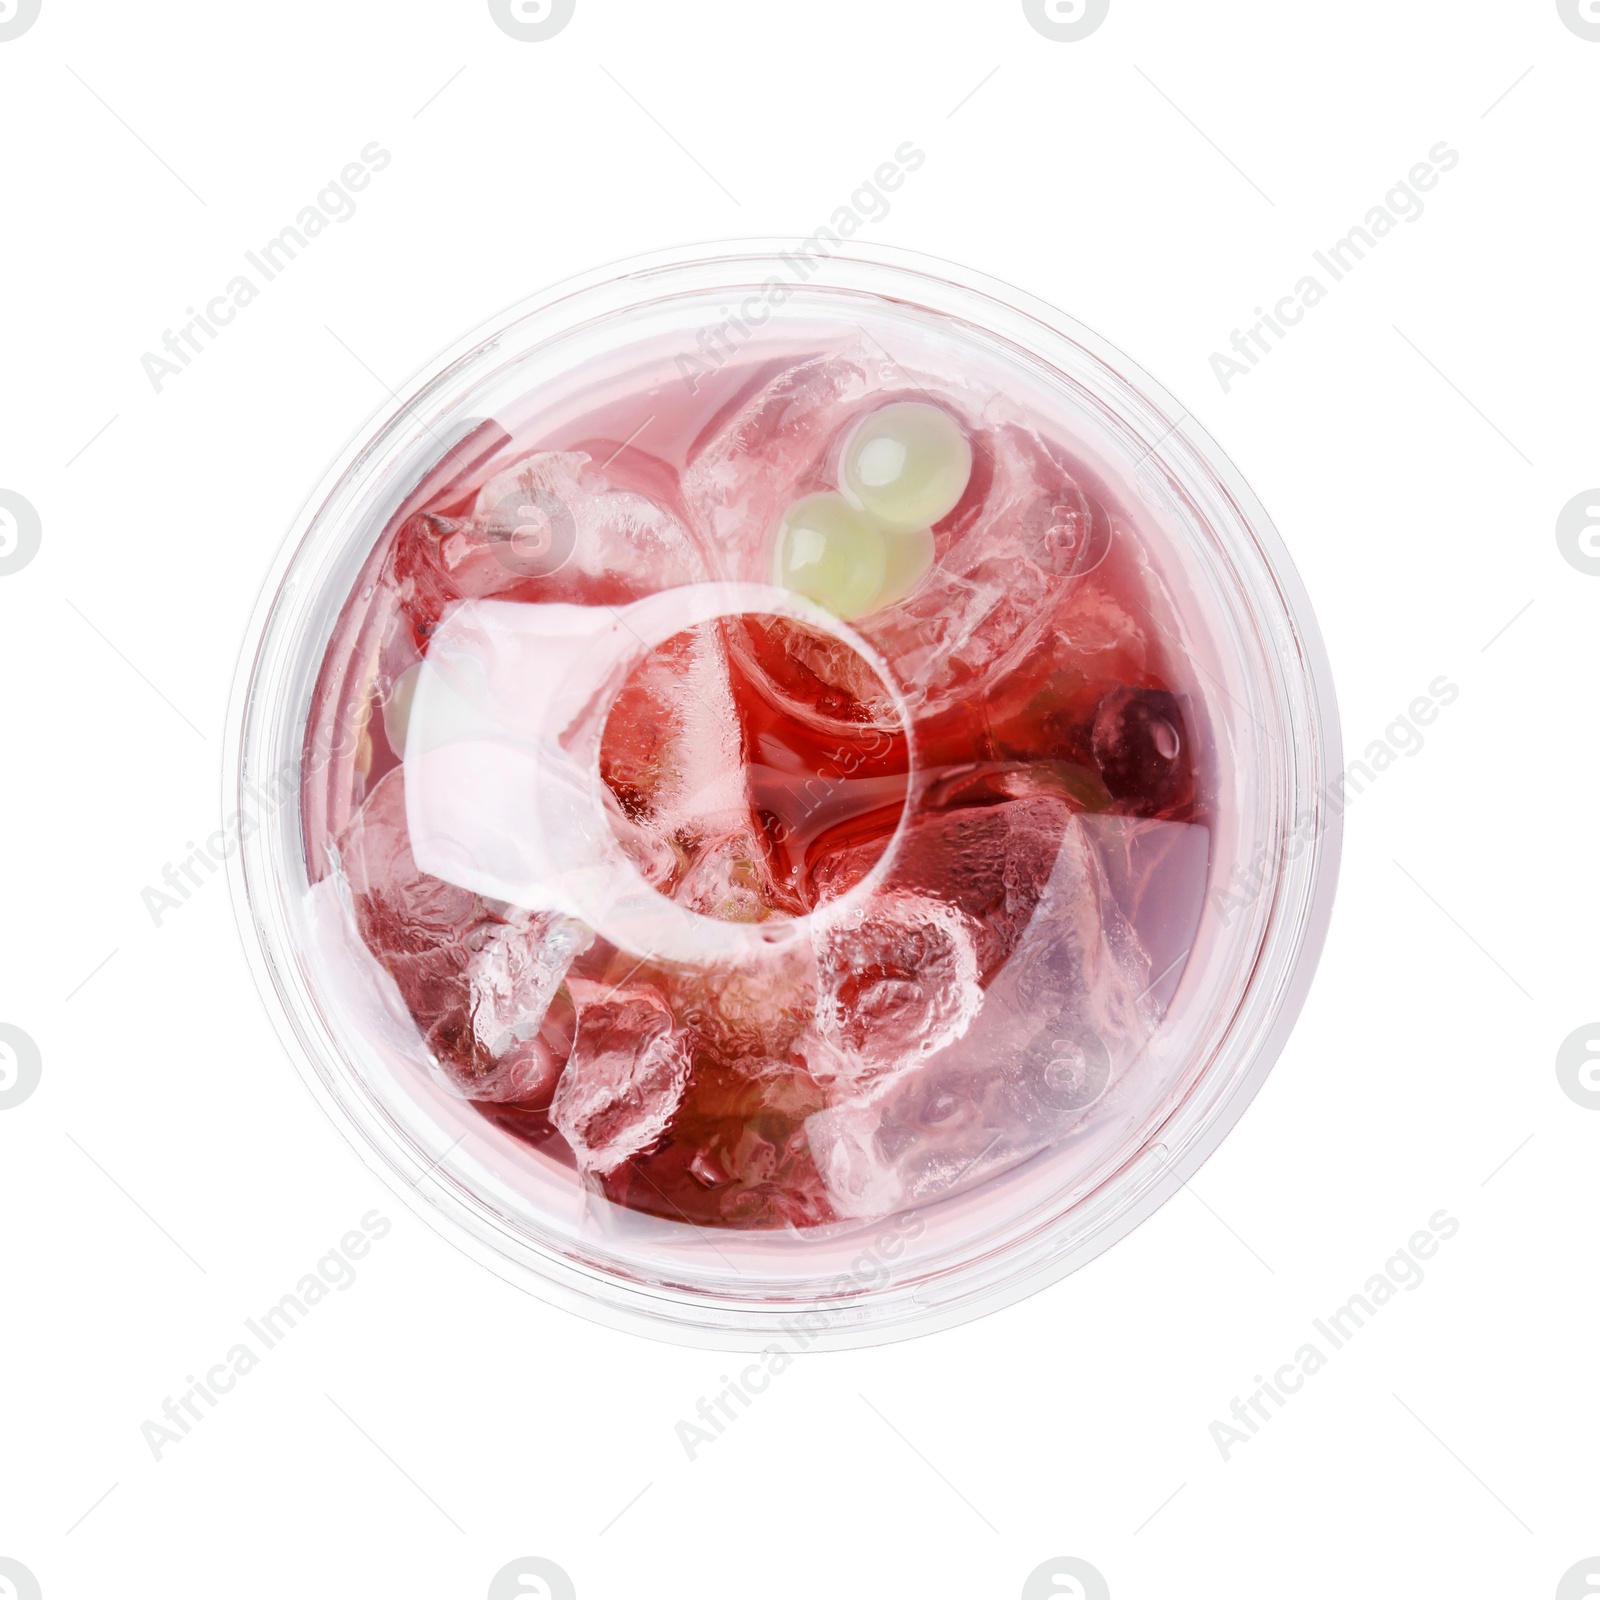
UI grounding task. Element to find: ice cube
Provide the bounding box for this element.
[1078,813,1210,1014]
[682,351,876,578]
[423,981,574,1106]
[666,945,818,1065]
[1052,576,1148,670]
[717,610,910,894]
[466,912,593,1061]
[804,813,1192,1219]
[601,623,747,842]
[809,890,984,1095]
[386,510,520,642]
[472,450,705,600]
[337,769,589,1103]
[339,767,481,964]
[550,980,695,1174]
[599,619,803,920]
[681,358,1119,730]
[724,611,904,738]
[809,793,1075,977]
[387,451,704,637]
[963,572,1155,777]
[858,423,1101,717]
[602,1053,834,1228]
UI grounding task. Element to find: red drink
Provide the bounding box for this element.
[304,332,1204,1230]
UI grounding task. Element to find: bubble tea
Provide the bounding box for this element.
[302,328,1208,1230]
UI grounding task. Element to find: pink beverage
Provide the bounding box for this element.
[302,321,1209,1230]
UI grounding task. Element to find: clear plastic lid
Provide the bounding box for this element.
[228,242,1341,1348]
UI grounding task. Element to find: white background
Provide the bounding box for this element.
[3,1,1597,1596]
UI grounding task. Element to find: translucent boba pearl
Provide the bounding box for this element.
[873,525,936,611]
[771,492,888,621]
[382,661,424,756]
[839,401,973,534]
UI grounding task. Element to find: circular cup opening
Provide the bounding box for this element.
[229,241,1341,1349]
[601,613,913,926]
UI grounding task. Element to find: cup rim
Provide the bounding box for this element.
[225,238,1343,1350]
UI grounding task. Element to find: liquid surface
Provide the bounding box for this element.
[304,333,1208,1229]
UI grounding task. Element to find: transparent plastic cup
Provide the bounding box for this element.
[228,241,1341,1349]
